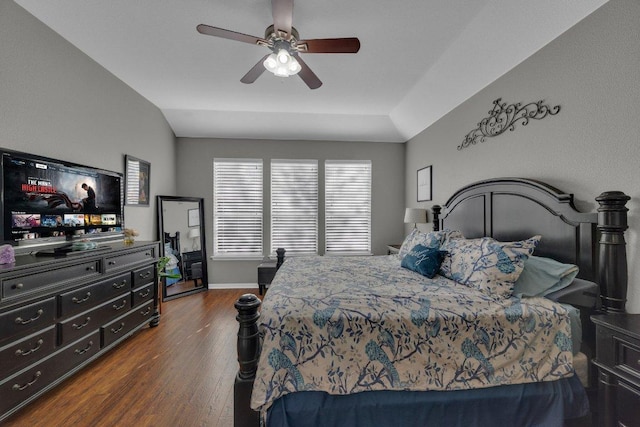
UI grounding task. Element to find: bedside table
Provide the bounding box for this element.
[591,314,640,427]
[257,261,277,295]
[182,250,203,282]
[387,244,401,255]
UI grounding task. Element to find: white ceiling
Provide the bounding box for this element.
[15,0,607,143]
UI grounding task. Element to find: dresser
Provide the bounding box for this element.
[591,314,640,427]
[0,241,159,422]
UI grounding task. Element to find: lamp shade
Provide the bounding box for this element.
[188,228,200,239]
[404,208,428,224]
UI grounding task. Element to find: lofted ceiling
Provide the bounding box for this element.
[15,0,608,143]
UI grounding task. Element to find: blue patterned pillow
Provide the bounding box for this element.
[398,229,464,259]
[401,244,447,278]
[439,235,541,299]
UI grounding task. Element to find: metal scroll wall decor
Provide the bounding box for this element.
[458,98,560,151]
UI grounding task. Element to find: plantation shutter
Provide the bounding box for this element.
[213,159,263,256]
[271,159,318,254]
[325,160,372,255]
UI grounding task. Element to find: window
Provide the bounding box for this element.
[325,160,372,255]
[271,160,318,254]
[213,159,263,257]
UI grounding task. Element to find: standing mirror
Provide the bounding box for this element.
[157,196,208,301]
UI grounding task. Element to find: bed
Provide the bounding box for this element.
[234,178,631,427]
[163,231,183,286]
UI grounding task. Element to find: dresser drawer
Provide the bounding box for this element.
[132,265,155,288]
[619,339,640,377]
[59,294,130,346]
[0,298,56,344]
[0,326,56,378]
[104,248,155,273]
[132,283,154,307]
[0,330,100,417]
[58,272,131,318]
[101,301,153,348]
[2,260,101,300]
[618,380,640,426]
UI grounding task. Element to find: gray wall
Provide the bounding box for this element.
[0,0,177,240]
[405,0,640,312]
[176,138,405,285]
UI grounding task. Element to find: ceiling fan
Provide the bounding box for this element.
[196,0,360,89]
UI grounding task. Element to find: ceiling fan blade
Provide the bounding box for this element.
[240,54,270,84]
[295,56,322,89]
[297,38,361,53]
[197,24,265,46]
[272,0,293,39]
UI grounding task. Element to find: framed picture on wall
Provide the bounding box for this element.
[417,165,432,202]
[125,155,151,206]
[188,208,200,227]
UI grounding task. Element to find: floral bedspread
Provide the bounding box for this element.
[251,255,574,412]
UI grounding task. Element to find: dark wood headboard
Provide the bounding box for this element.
[431,178,630,313]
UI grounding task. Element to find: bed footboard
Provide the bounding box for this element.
[234,249,284,427]
[234,294,261,427]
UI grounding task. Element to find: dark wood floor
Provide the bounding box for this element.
[4,288,254,427]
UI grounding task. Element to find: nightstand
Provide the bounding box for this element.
[257,261,277,295]
[591,314,640,427]
[387,244,401,255]
[182,250,203,283]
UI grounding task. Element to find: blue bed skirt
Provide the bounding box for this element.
[165,266,181,286]
[267,374,589,427]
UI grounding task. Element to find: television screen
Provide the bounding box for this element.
[1,150,123,244]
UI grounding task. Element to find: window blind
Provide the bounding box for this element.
[271,159,318,254]
[213,159,263,256]
[125,158,140,204]
[325,160,372,255]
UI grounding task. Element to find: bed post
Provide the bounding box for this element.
[276,247,286,270]
[234,294,262,427]
[432,205,441,232]
[596,191,631,313]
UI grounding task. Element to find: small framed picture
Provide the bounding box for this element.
[188,208,200,227]
[417,165,432,202]
[125,155,151,206]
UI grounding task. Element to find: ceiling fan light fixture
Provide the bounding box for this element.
[263,50,301,77]
[288,60,301,74]
[276,49,291,64]
[263,54,278,71]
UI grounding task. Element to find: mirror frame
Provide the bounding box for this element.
[156,195,208,301]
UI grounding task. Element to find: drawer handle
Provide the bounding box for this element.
[112,280,128,289]
[12,371,41,391]
[15,309,44,325]
[140,307,152,316]
[86,265,96,271]
[74,340,94,355]
[13,283,24,290]
[108,261,117,266]
[138,289,151,298]
[110,322,126,334]
[72,317,91,330]
[15,339,44,357]
[145,252,151,256]
[72,292,91,304]
[112,300,127,311]
[138,271,152,280]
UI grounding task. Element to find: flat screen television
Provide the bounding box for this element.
[1,148,124,252]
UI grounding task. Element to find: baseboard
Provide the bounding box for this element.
[208,283,259,290]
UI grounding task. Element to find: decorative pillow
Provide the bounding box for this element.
[398,229,464,259]
[439,235,541,299]
[512,256,579,298]
[401,244,447,278]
